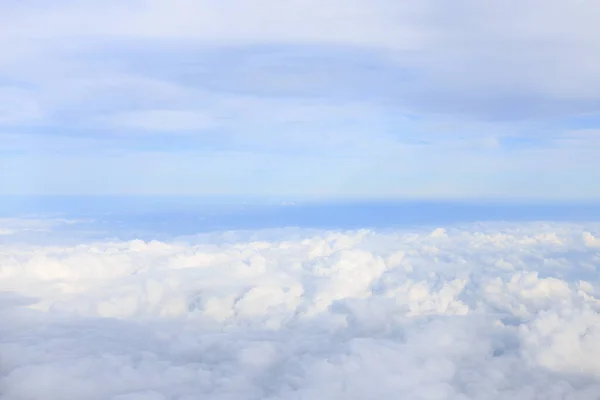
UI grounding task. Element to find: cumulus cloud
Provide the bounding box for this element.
[2,221,600,399]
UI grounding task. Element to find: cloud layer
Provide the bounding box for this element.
[2,221,600,399]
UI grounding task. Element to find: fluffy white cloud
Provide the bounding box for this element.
[2,221,600,399]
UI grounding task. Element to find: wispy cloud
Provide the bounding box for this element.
[1,0,600,198]
[107,109,219,132]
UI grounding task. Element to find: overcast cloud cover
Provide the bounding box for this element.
[1,0,600,198]
[2,219,600,399]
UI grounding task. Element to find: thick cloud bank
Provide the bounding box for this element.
[2,222,600,399]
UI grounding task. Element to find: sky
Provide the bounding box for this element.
[1,0,600,199]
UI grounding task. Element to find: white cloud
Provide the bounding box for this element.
[109,109,218,132]
[0,87,44,125]
[2,221,600,398]
[0,0,417,48]
[0,217,80,235]
[1,1,600,197]
[555,130,600,148]
[3,0,600,123]
[583,232,600,247]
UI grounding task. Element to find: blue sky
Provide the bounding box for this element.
[1,0,599,199]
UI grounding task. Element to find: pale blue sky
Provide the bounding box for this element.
[1,0,600,199]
